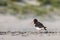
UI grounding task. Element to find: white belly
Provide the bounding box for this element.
[35,27,44,31]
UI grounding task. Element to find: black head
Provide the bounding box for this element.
[33,19,38,24]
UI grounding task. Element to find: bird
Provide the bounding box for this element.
[33,19,47,31]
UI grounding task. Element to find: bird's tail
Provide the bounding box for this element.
[44,27,48,33]
[44,27,47,30]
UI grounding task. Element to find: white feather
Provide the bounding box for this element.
[35,27,44,31]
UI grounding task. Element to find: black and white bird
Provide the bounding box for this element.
[33,19,47,31]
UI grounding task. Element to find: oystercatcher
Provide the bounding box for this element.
[33,19,47,31]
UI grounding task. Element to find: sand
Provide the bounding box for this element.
[0,14,60,40]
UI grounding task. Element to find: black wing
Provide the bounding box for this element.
[35,22,45,28]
